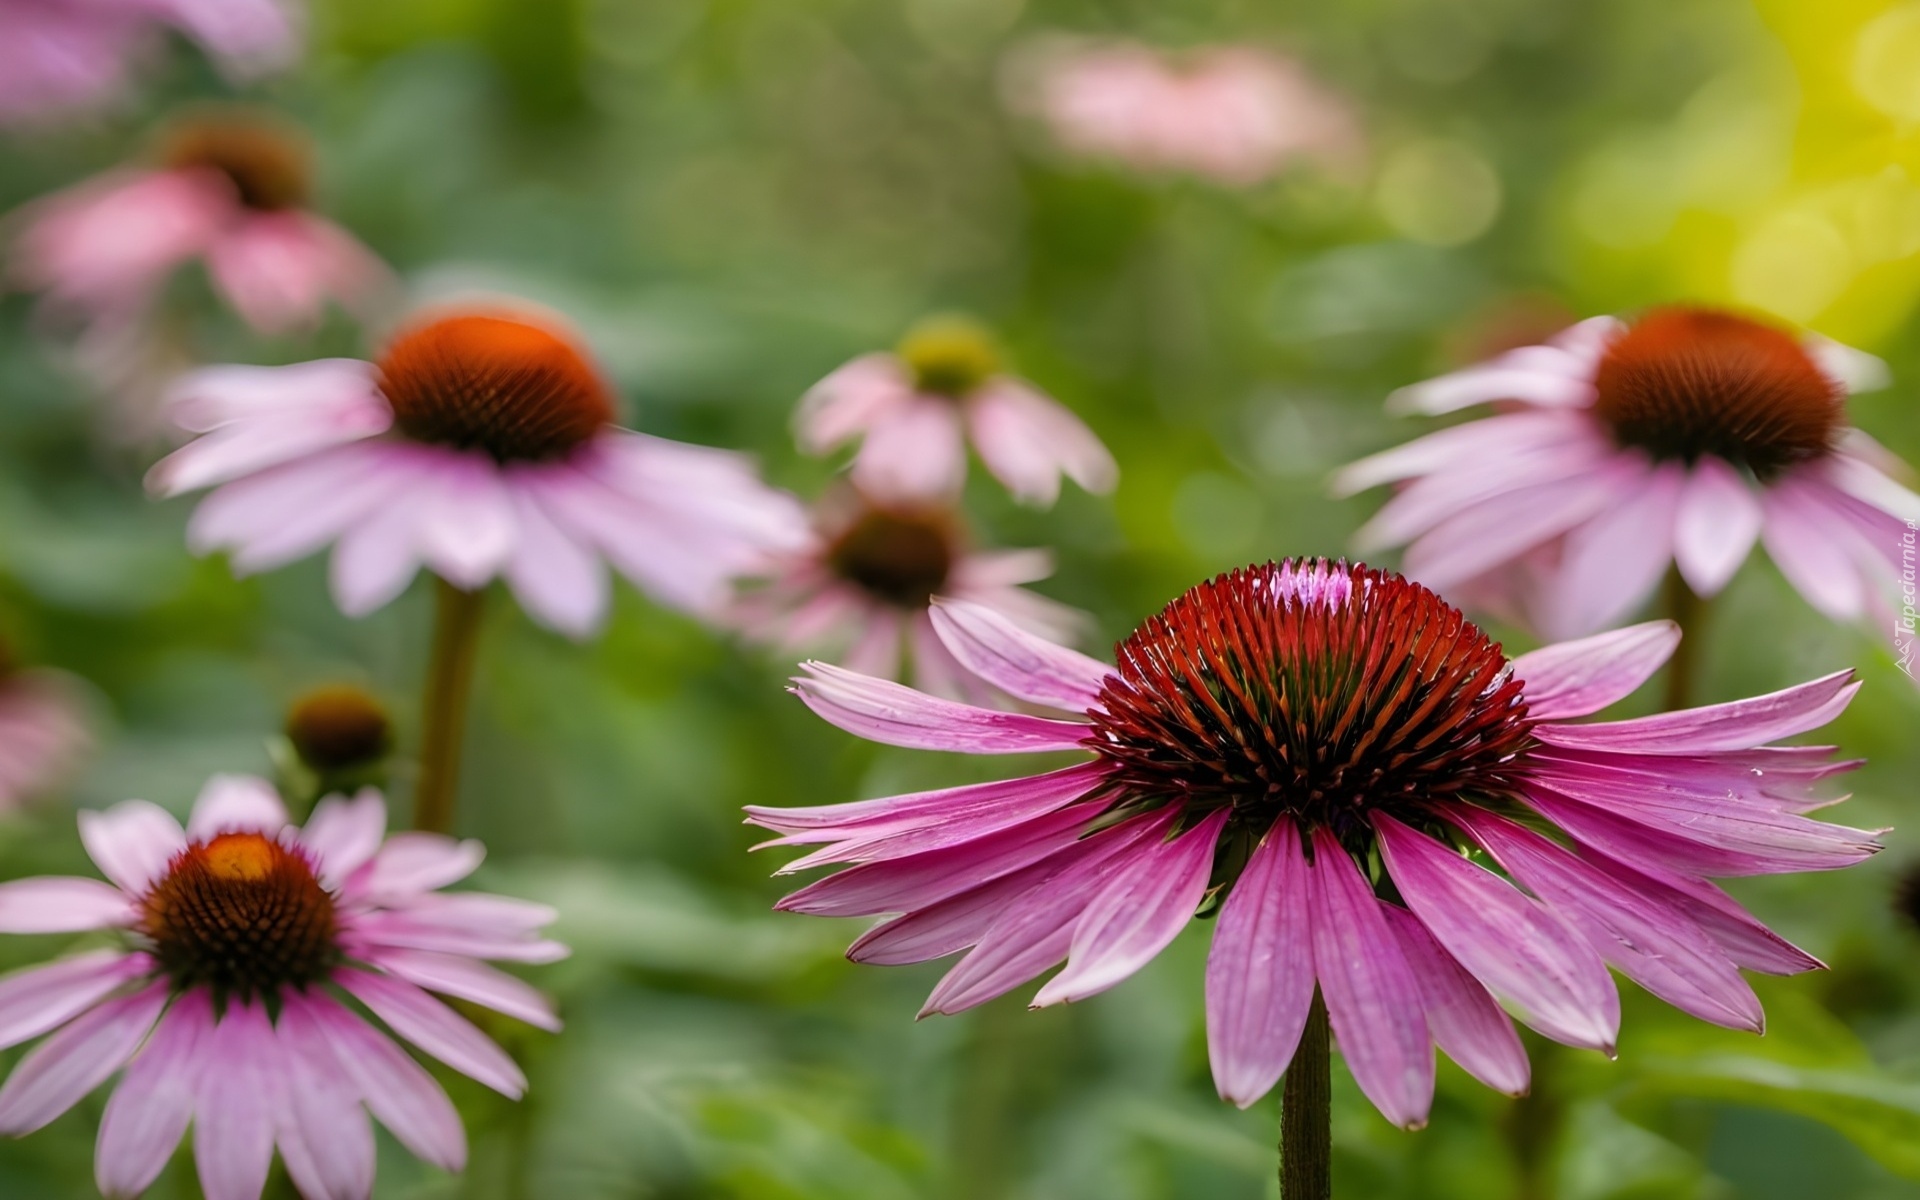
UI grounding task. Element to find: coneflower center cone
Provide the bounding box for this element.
[825,506,957,607]
[1592,306,1842,477]
[378,313,617,463]
[1085,562,1533,853]
[898,316,1000,398]
[159,115,312,211]
[140,833,339,999]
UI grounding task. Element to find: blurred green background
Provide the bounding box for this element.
[4,0,1920,1196]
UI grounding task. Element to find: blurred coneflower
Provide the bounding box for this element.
[731,486,1085,698]
[9,107,388,335]
[797,314,1116,508]
[0,775,564,1200]
[752,559,1872,1188]
[0,0,298,127]
[0,639,90,812]
[1334,307,1920,659]
[1001,39,1364,187]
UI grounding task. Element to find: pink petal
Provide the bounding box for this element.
[299,789,388,889]
[185,441,411,575]
[748,760,1104,839]
[363,949,561,1032]
[793,661,1090,753]
[1332,410,1592,496]
[272,1000,375,1200]
[327,483,430,616]
[1761,476,1867,618]
[1033,809,1226,1005]
[0,951,151,1052]
[1307,828,1434,1129]
[1205,820,1317,1108]
[1673,458,1763,596]
[850,397,968,502]
[1533,670,1860,754]
[148,392,391,495]
[928,598,1110,711]
[921,812,1172,1014]
[1353,437,1611,553]
[1384,344,1602,416]
[347,832,485,903]
[1454,808,1763,1032]
[1374,815,1618,1051]
[186,774,288,840]
[334,969,527,1097]
[344,903,567,964]
[0,981,167,1135]
[499,477,610,638]
[78,801,187,896]
[847,851,1080,966]
[297,993,465,1171]
[794,354,916,452]
[1541,459,1682,638]
[966,380,1117,505]
[1381,905,1528,1096]
[1805,336,1890,393]
[410,452,519,590]
[1402,464,1635,592]
[0,877,137,933]
[1578,851,1821,974]
[193,1001,277,1200]
[96,991,211,1200]
[1511,621,1681,720]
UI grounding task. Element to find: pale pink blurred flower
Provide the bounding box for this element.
[0,775,562,1199]
[148,303,808,636]
[0,0,298,127]
[10,110,388,335]
[797,315,1115,507]
[753,560,1872,1128]
[1003,39,1363,187]
[0,660,90,811]
[1335,306,1920,642]
[731,487,1085,698]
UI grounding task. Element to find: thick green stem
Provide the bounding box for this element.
[1281,989,1332,1200]
[413,578,486,834]
[1504,1035,1563,1200]
[1661,568,1707,711]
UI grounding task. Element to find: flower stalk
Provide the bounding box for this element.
[1281,989,1332,1200]
[1661,567,1706,711]
[413,577,486,834]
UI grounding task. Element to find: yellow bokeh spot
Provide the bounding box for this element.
[1854,3,1920,120]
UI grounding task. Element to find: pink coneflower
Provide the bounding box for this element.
[732,487,1085,698]
[10,108,388,335]
[1334,306,1920,643]
[753,560,1872,1140]
[1002,39,1363,187]
[0,0,297,127]
[147,303,807,637]
[797,315,1116,508]
[0,646,90,811]
[0,774,563,1199]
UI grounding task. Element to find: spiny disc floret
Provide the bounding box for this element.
[1592,306,1841,478]
[1085,561,1533,844]
[379,312,616,462]
[140,833,339,999]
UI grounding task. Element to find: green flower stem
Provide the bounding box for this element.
[1661,567,1707,711]
[412,577,486,834]
[1281,988,1332,1200]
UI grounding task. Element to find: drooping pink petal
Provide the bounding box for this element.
[499,477,610,637]
[296,993,465,1172]
[1306,827,1433,1129]
[921,812,1171,1015]
[147,391,392,496]
[272,999,376,1200]
[792,661,1091,753]
[1673,457,1764,596]
[0,877,138,933]
[184,441,411,576]
[299,789,388,889]
[1332,410,1595,496]
[1402,464,1636,593]
[1542,459,1683,638]
[1206,820,1317,1108]
[1805,337,1891,393]
[794,354,916,452]
[186,774,288,840]
[343,902,567,964]
[409,450,519,591]
[846,850,1083,966]
[1453,808,1763,1032]
[193,1001,278,1200]
[1380,905,1528,1096]
[1034,809,1226,1005]
[96,990,211,1200]
[1531,670,1860,755]
[928,598,1110,711]
[327,484,429,615]
[1353,437,1612,553]
[1761,475,1868,618]
[78,800,187,896]
[0,951,151,1052]
[966,380,1117,505]
[204,211,388,336]
[850,396,968,502]
[749,759,1105,841]
[1522,784,1822,879]
[1374,815,1618,1052]
[1576,851,1821,974]
[1511,621,1680,720]
[346,832,485,903]
[1383,332,1609,415]
[364,949,560,1032]
[0,981,167,1135]
[334,969,527,1097]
